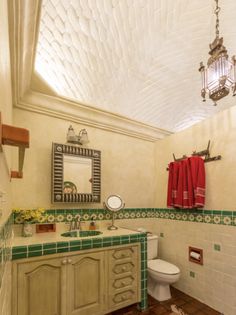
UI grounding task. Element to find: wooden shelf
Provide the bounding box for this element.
[1,113,29,178]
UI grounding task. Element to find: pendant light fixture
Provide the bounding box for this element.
[199,0,236,106]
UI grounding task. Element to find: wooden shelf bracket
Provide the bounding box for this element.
[1,113,29,179]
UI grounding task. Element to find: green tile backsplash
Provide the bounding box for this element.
[13,207,236,227]
[0,215,13,289]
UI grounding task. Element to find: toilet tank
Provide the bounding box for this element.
[147,234,158,260]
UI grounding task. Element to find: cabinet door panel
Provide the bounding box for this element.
[108,245,140,312]
[67,252,105,315]
[16,258,66,315]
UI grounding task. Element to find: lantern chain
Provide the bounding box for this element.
[214,0,220,38]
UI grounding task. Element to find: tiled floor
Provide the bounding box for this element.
[108,287,221,315]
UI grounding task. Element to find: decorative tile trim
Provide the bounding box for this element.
[0,215,13,289]
[12,233,147,311]
[13,208,236,227]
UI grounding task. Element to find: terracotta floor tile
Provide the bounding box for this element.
[171,297,188,307]
[148,295,159,306]
[107,288,221,315]
[181,302,201,314]
[200,306,222,315]
[149,304,169,314]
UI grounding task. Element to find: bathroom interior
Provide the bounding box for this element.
[0,0,236,315]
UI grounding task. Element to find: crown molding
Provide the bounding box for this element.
[18,90,172,141]
[8,0,172,142]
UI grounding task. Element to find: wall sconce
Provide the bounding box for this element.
[66,125,89,145]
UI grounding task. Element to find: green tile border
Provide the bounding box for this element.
[13,208,236,227]
[0,214,13,289]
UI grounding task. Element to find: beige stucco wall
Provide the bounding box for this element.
[152,105,236,315]
[0,1,13,315]
[0,0,12,222]
[12,109,156,209]
[155,105,236,211]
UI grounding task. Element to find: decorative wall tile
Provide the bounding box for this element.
[0,215,13,289]
[13,208,236,227]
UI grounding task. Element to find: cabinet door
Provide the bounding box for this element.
[13,257,67,315]
[67,252,105,315]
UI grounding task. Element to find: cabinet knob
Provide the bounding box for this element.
[122,267,126,271]
[121,281,126,286]
[68,258,72,264]
[61,259,67,265]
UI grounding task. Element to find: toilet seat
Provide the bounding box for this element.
[148,259,180,275]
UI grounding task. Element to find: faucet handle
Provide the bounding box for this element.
[69,219,76,231]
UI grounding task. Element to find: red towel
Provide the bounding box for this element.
[175,160,183,208]
[182,159,193,208]
[167,161,179,207]
[167,162,174,207]
[188,156,205,207]
[167,156,205,209]
[187,159,194,208]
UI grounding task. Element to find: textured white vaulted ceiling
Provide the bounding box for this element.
[35,0,236,133]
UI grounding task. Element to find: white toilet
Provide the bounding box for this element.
[147,234,180,301]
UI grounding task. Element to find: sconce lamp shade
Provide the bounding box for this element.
[79,129,89,145]
[66,125,89,145]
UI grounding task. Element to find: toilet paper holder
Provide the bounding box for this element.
[189,246,203,265]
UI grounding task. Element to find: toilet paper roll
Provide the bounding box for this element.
[190,251,201,260]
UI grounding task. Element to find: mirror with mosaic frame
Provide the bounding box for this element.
[52,143,101,203]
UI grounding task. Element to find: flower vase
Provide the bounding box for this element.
[22,222,33,237]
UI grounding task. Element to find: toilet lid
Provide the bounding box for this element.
[148,259,180,275]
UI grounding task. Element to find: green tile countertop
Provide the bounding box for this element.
[12,227,146,260]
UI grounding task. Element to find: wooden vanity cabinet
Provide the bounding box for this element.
[12,244,141,315]
[12,256,66,315]
[67,251,105,315]
[107,246,140,310]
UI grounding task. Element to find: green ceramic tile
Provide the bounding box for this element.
[57,242,69,248]
[28,251,42,258]
[214,244,221,251]
[56,209,65,214]
[81,239,92,250]
[69,240,81,247]
[12,246,27,254]
[190,271,195,278]
[70,245,81,252]
[57,247,69,253]
[92,238,102,248]
[102,237,112,247]
[112,236,121,245]
[141,261,146,270]
[43,243,56,250]
[12,252,27,260]
[28,244,42,252]
[130,235,138,242]
[223,211,232,215]
[45,209,55,214]
[121,236,129,244]
[43,249,56,255]
[204,210,212,214]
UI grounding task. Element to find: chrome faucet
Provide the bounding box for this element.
[69,217,81,231]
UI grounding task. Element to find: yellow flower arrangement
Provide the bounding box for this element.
[13,208,46,223]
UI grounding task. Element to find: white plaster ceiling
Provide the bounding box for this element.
[34,0,236,133]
